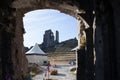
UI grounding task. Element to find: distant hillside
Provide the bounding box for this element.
[25,38,78,53]
[42,38,78,53]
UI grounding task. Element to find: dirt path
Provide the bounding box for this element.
[32,65,76,80]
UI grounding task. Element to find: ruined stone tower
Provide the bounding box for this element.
[55,30,59,44]
[43,29,54,48]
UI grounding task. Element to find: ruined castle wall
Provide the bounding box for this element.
[95,0,120,80]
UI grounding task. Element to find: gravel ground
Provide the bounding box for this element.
[32,65,76,80]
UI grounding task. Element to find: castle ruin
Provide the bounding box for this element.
[42,29,59,48]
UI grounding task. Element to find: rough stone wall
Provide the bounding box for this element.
[12,9,28,80]
[111,1,120,80]
[12,0,80,17]
[0,1,28,80]
[76,0,95,80]
[95,0,120,80]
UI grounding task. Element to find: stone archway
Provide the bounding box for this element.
[1,0,120,80]
[0,0,94,80]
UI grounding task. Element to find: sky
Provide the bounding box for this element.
[23,9,78,48]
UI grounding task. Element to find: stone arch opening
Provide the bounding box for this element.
[0,0,94,80]
[2,0,120,80]
[19,3,92,79]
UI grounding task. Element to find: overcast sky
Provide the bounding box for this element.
[23,9,78,47]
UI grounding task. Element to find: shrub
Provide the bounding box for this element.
[50,69,58,75]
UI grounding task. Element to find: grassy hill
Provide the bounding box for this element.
[48,52,76,65]
[25,38,78,53]
[43,38,78,53]
[46,38,77,65]
[48,52,76,61]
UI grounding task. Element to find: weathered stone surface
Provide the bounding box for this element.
[95,0,120,80]
[11,0,80,17]
[0,1,28,80]
[111,1,120,80]
[77,48,86,80]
